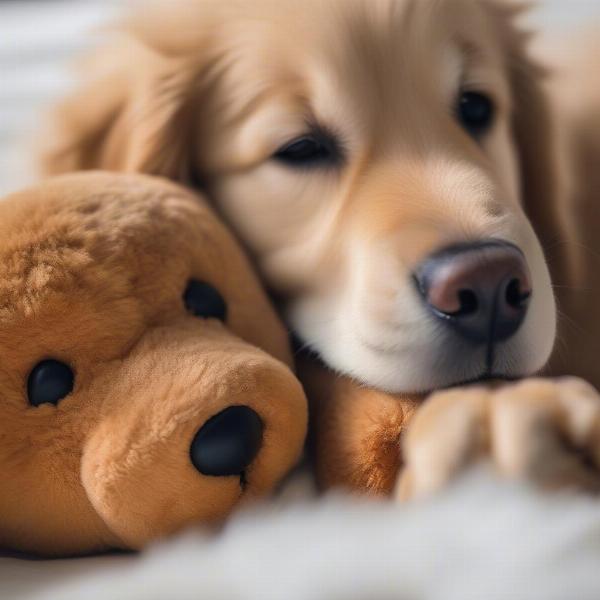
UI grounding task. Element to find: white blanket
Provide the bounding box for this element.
[3,472,600,600]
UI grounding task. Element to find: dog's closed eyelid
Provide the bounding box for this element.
[272,126,344,169]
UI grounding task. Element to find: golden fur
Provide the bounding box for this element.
[39,1,600,496]
[0,172,307,555]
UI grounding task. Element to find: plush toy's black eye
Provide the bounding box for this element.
[457,91,495,137]
[27,360,75,407]
[274,132,340,168]
[184,280,227,321]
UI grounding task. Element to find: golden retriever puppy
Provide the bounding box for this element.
[40,0,600,496]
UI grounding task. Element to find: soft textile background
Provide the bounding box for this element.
[0,0,119,195]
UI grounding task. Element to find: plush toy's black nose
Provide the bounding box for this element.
[190,406,264,477]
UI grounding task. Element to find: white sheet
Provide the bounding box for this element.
[3,472,600,600]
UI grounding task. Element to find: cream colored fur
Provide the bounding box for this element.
[40,0,560,392]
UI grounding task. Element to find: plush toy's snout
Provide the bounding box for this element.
[0,173,308,556]
[191,405,264,478]
[81,321,307,551]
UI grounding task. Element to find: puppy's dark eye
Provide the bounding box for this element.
[274,132,339,167]
[28,360,75,407]
[184,280,227,321]
[457,91,495,137]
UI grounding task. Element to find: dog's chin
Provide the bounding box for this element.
[440,372,520,390]
[293,329,546,396]
[294,335,477,395]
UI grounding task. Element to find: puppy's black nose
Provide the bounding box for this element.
[190,406,263,477]
[414,241,531,344]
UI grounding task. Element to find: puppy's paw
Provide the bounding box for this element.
[396,378,600,500]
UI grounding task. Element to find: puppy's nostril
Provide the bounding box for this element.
[455,289,479,316]
[505,277,531,309]
[190,406,263,478]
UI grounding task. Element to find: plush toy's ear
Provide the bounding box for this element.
[40,36,198,180]
[486,2,572,285]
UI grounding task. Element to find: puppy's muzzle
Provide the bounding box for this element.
[414,240,531,345]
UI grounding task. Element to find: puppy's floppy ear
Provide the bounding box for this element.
[485,2,570,283]
[40,35,198,180]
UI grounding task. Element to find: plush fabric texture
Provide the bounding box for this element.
[300,357,420,494]
[0,172,307,556]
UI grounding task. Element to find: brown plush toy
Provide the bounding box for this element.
[0,172,307,556]
[300,359,420,495]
